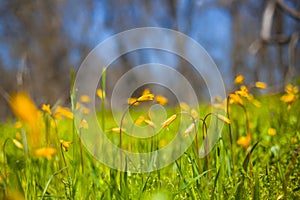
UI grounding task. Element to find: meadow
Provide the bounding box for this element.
[0,75,299,200]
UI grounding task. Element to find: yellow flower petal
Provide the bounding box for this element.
[162,114,177,128]
[179,102,190,111]
[144,119,156,128]
[137,93,155,102]
[96,89,106,99]
[79,119,89,129]
[80,95,90,103]
[155,95,168,106]
[234,75,244,85]
[268,128,276,136]
[216,114,231,124]
[35,147,56,159]
[42,104,52,115]
[237,134,251,149]
[12,139,23,149]
[60,140,72,152]
[142,88,151,95]
[54,106,73,120]
[128,97,140,106]
[255,81,267,89]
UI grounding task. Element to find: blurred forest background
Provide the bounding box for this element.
[0,0,300,120]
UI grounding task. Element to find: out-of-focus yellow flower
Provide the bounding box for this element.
[142,88,151,95]
[135,116,144,125]
[281,84,298,110]
[83,107,90,115]
[234,75,244,85]
[42,104,52,115]
[96,89,106,99]
[144,119,156,128]
[159,139,167,148]
[255,82,267,89]
[191,109,198,119]
[128,97,140,106]
[179,102,190,111]
[229,93,243,105]
[12,139,23,149]
[109,127,126,133]
[76,102,81,110]
[60,140,72,152]
[14,121,23,129]
[285,84,298,94]
[251,99,261,107]
[183,123,195,137]
[54,106,73,120]
[291,137,297,143]
[280,93,296,104]
[80,95,90,103]
[237,134,251,149]
[79,119,89,129]
[162,114,177,128]
[137,93,155,102]
[9,91,42,148]
[9,91,41,124]
[216,114,231,124]
[156,95,168,106]
[16,132,22,140]
[35,147,56,159]
[268,128,276,136]
[236,85,249,98]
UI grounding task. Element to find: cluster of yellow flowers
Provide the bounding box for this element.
[280,84,298,110]
[9,91,74,159]
[231,75,267,149]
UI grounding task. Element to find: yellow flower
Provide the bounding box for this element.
[128,97,140,106]
[14,121,23,129]
[35,147,56,159]
[156,95,168,106]
[291,137,297,143]
[179,102,190,111]
[83,107,90,115]
[237,134,251,149]
[229,93,243,105]
[54,106,73,120]
[183,123,195,137]
[236,85,249,98]
[268,128,276,136]
[9,91,41,124]
[252,99,261,107]
[191,109,198,119]
[75,102,81,110]
[109,127,126,133]
[137,93,155,102]
[285,84,298,94]
[142,88,151,95]
[96,89,106,99]
[9,91,42,148]
[79,119,89,129]
[234,75,244,85]
[12,139,23,149]
[80,95,90,103]
[60,140,72,152]
[135,116,144,125]
[216,114,231,124]
[162,114,177,128]
[42,104,52,115]
[144,119,156,128]
[280,93,295,104]
[255,81,267,89]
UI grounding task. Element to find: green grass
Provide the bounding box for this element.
[0,94,300,199]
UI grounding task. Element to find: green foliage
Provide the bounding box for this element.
[0,95,300,199]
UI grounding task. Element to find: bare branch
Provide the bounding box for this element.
[277,0,300,21]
